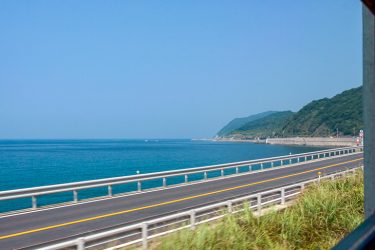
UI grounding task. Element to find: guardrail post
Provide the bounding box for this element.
[190,210,196,230]
[141,223,148,250]
[204,172,207,180]
[305,156,307,161]
[163,177,167,187]
[289,158,292,164]
[108,185,112,197]
[249,165,252,171]
[260,163,263,170]
[271,162,274,167]
[318,172,322,183]
[257,194,262,216]
[77,237,85,250]
[235,167,239,174]
[280,160,283,166]
[281,188,285,205]
[297,157,300,163]
[73,190,78,203]
[227,200,233,213]
[31,196,37,209]
[221,169,224,177]
[138,181,142,192]
[184,174,188,183]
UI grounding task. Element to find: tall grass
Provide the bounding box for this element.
[156,173,364,250]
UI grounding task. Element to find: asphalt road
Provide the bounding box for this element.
[0,153,363,249]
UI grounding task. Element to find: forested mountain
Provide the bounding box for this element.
[281,86,363,136]
[231,111,294,138]
[217,86,363,138]
[217,111,277,136]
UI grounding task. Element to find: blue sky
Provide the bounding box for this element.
[0,1,362,139]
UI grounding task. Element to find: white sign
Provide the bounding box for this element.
[359,130,364,138]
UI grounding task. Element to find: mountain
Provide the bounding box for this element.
[232,111,294,138]
[281,86,363,136]
[217,86,363,139]
[217,111,277,137]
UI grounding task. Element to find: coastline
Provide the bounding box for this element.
[208,137,359,147]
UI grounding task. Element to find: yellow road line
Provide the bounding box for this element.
[0,158,363,240]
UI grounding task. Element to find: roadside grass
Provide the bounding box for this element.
[155,172,364,250]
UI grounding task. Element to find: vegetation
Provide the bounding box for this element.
[156,173,364,250]
[231,111,294,139]
[217,86,363,138]
[217,111,277,137]
[282,86,363,137]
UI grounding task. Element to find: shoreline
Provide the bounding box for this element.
[207,137,359,147]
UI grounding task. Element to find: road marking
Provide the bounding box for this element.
[0,157,363,240]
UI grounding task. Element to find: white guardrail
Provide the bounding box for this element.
[38,165,363,250]
[0,146,363,214]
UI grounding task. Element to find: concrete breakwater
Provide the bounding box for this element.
[265,137,358,147]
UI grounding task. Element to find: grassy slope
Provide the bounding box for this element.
[156,173,364,250]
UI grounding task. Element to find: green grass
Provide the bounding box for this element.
[155,173,364,250]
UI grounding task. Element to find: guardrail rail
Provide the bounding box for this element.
[38,165,363,250]
[0,146,363,214]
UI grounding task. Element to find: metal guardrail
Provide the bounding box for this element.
[37,166,362,250]
[0,146,362,213]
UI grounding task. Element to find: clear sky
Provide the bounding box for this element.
[0,1,362,139]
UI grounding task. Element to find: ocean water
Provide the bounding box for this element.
[0,139,325,212]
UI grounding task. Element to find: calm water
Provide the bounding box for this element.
[0,139,325,211]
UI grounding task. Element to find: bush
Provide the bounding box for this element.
[156,173,364,250]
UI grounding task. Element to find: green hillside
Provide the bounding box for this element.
[217,86,363,139]
[282,86,363,136]
[217,111,277,137]
[229,111,294,138]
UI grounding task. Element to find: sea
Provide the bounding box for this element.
[0,139,325,212]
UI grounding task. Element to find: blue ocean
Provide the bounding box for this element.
[0,139,324,212]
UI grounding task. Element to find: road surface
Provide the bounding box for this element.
[0,153,363,249]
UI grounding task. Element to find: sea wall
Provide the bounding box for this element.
[265,137,358,147]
